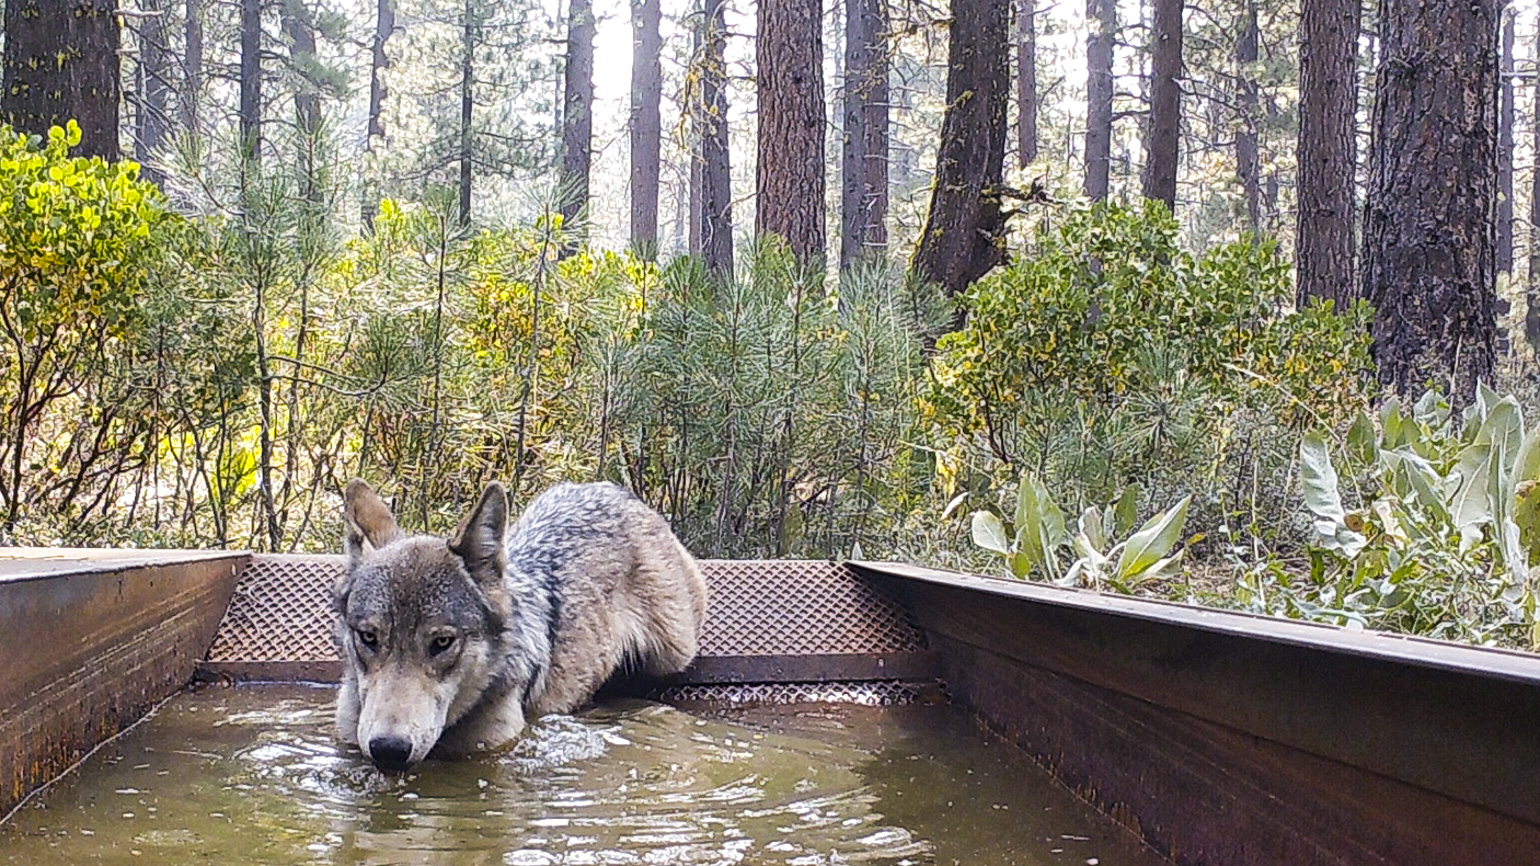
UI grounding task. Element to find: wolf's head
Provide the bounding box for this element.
[334,479,515,771]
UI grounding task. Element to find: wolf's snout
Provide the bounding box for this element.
[368,735,415,771]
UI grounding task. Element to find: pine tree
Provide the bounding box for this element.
[1084,0,1115,201]
[630,0,663,258]
[1142,0,1182,208]
[2,0,121,159]
[912,0,1011,304]
[560,0,596,244]
[840,0,890,269]
[756,0,826,263]
[1296,0,1360,307]
[1362,0,1499,402]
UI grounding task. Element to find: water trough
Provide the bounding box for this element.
[3,549,1538,865]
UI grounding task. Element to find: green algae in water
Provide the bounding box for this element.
[1,685,1164,865]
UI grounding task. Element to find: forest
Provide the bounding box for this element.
[1,0,1538,650]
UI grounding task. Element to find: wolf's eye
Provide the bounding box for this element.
[428,634,456,657]
[356,628,378,649]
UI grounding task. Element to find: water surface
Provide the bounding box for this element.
[2,685,1163,865]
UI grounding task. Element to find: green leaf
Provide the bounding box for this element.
[971,511,1009,555]
[1299,432,1346,523]
[1112,482,1140,539]
[1449,441,1493,552]
[1078,506,1107,552]
[1117,495,1191,581]
[1347,411,1377,467]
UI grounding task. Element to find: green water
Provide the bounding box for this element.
[1,685,1164,865]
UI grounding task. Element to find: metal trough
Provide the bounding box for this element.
[0,548,246,818]
[5,550,1540,866]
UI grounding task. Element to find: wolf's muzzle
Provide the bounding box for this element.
[368,735,415,771]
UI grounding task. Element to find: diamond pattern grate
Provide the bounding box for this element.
[696,559,926,655]
[204,554,343,663]
[205,556,929,677]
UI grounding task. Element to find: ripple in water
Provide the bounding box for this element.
[1,685,1164,865]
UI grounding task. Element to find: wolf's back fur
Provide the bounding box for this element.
[504,482,708,716]
[334,480,707,768]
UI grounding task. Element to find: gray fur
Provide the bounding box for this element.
[334,479,707,770]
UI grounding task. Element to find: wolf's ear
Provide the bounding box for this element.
[343,479,404,564]
[449,482,509,585]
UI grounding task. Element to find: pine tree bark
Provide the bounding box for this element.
[183,0,203,137]
[630,0,663,258]
[1498,8,1515,275]
[1362,0,1499,403]
[239,0,262,163]
[1526,19,1540,355]
[756,0,826,263]
[560,0,596,245]
[692,0,733,276]
[1,0,121,159]
[280,1,324,206]
[840,0,889,269]
[1084,0,1115,201]
[363,0,394,226]
[1016,0,1038,167]
[1141,0,1182,208]
[1235,0,1260,234]
[137,0,172,184]
[458,0,475,227]
[368,0,394,143]
[1296,0,1360,308]
[912,0,1010,304]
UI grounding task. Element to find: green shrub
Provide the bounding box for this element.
[0,122,184,535]
[1236,387,1539,649]
[923,200,1374,532]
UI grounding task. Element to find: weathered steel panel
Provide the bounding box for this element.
[0,550,246,819]
[852,561,1540,866]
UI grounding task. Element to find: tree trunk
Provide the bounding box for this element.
[1084,0,1115,201]
[1016,0,1038,167]
[459,0,475,227]
[183,0,203,137]
[1296,0,1360,308]
[1362,0,1498,404]
[560,0,596,245]
[631,0,663,258]
[1141,0,1181,209]
[1526,19,1540,355]
[280,1,323,204]
[693,0,733,276]
[137,0,172,185]
[756,0,826,263]
[1,0,121,160]
[1498,7,1514,275]
[363,0,394,225]
[1235,0,1260,234]
[840,0,889,269]
[911,0,1010,304]
[239,0,262,164]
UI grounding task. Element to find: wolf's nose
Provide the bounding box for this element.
[368,736,414,771]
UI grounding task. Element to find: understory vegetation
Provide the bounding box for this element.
[3,126,1537,651]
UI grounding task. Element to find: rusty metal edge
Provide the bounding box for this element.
[851,560,1540,845]
[851,560,1540,685]
[1,554,246,821]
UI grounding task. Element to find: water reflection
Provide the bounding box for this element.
[2,685,1163,865]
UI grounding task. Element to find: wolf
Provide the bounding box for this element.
[333,478,708,771]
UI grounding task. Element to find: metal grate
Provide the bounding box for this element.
[696,559,926,655]
[655,680,927,707]
[204,554,343,663]
[204,556,931,694]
